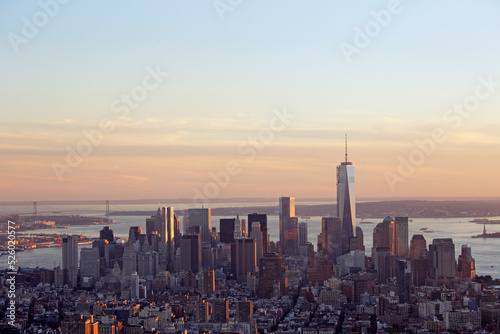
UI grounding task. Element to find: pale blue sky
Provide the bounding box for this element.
[1,1,499,201]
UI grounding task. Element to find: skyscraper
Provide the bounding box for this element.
[162,206,176,268]
[248,213,268,253]
[258,253,287,298]
[234,214,243,239]
[80,245,100,282]
[428,238,456,278]
[231,238,257,283]
[62,235,79,287]
[219,218,236,243]
[122,239,137,276]
[298,222,308,246]
[250,221,264,264]
[180,233,202,273]
[99,226,114,243]
[410,234,427,259]
[372,216,395,257]
[187,208,212,243]
[129,226,142,244]
[457,244,476,280]
[337,136,355,255]
[395,216,409,257]
[321,217,342,262]
[279,197,296,256]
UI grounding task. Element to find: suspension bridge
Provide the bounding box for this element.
[0,200,129,217]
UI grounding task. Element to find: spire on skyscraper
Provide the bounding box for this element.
[345,133,348,163]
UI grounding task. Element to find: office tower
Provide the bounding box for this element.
[250,221,263,264]
[396,259,411,303]
[321,217,342,262]
[180,233,201,273]
[201,267,215,295]
[62,235,79,287]
[279,196,296,255]
[350,226,365,251]
[372,216,395,257]
[162,207,176,268]
[146,208,161,236]
[298,222,308,258]
[130,272,139,299]
[137,239,154,277]
[236,298,253,323]
[234,214,243,239]
[457,244,476,280]
[241,218,247,238]
[410,234,427,259]
[231,238,257,283]
[187,208,212,243]
[258,253,287,298]
[174,213,181,250]
[220,218,236,243]
[298,222,308,246]
[122,240,137,276]
[428,238,456,278]
[99,226,114,243]
[129,226,142,244]
[336,136,355,255]
[411,256,428,287]
[213,298,229,323]
[248,213,268,253]
[80,246,100,281]
[395,216,409,257]
[375,247,396,283]
[201,241,213,268]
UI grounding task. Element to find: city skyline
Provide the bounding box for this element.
[1,1,500,202]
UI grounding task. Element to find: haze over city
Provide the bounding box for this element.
[1,1,499,202]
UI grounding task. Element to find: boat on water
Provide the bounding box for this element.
[360,221,374,224]
[420,227,428,231]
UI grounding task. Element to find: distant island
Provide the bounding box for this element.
[471,225,500,238]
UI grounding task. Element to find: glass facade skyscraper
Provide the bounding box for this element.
[337,138,355,255]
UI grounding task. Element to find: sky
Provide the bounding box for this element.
[0,0,499,202]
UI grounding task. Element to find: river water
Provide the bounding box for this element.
[1,204,499,278]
